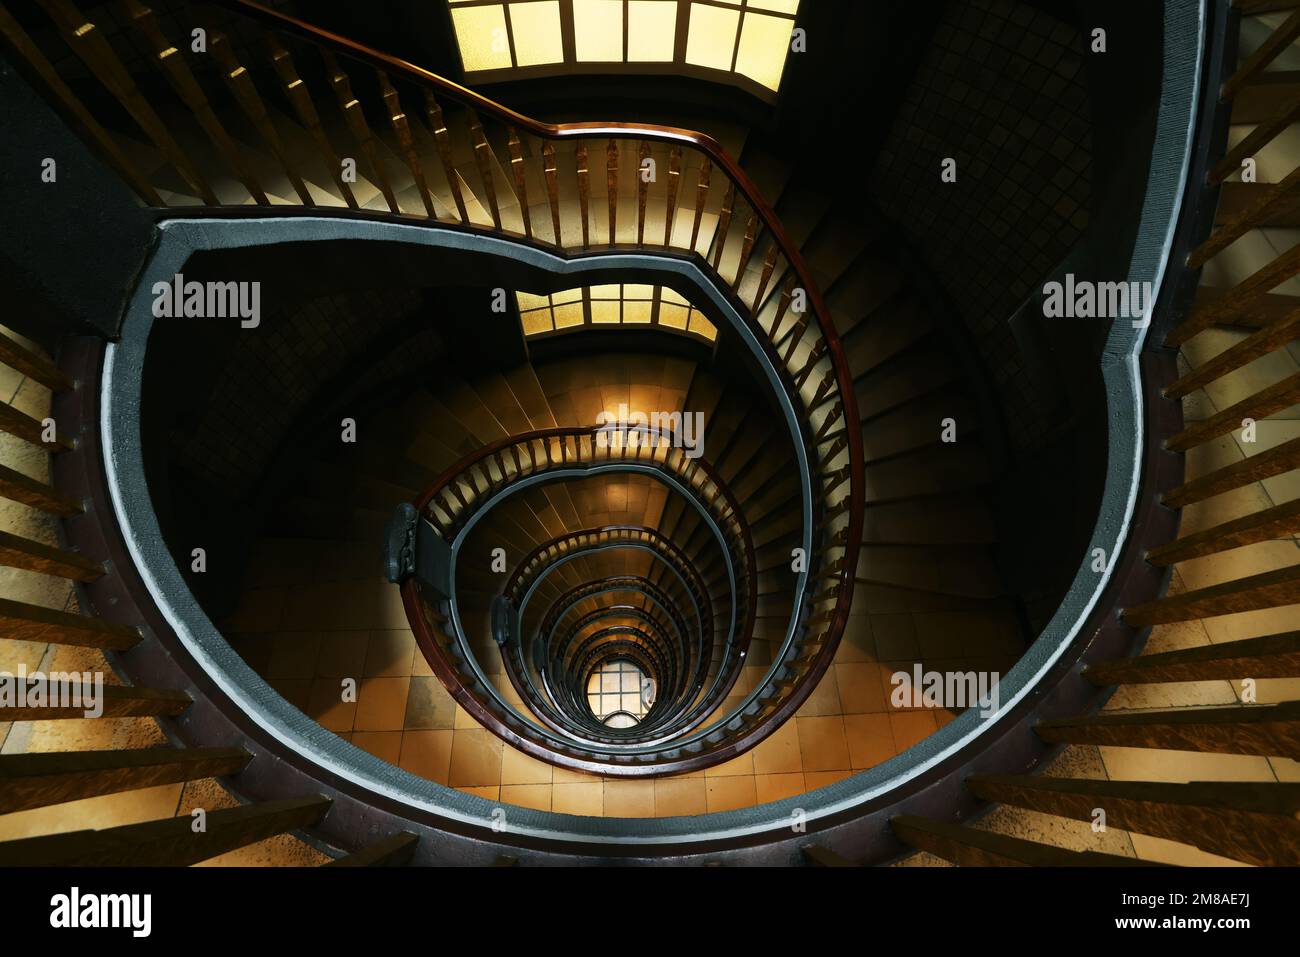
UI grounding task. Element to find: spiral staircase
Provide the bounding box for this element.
[0,0,1298,867]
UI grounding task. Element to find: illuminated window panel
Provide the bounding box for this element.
[450,4,513,72]
[515,284,718,343]
[685,3,739,72]
[510,1,565,66]
[448,1,798,96]
[627,1,676,62]
[587,659,649,723]
[574,0,624,61]
[735,10,792,91]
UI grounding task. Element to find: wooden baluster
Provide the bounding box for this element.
[814,406,844,441]
[209,32,312,205]
[0,530,103,581]
[767,277,796,338]
[1163,435,1300,508]
[1146,498,1300,565]
[507,128,532,238]
[1190,166,1300,268]
[890,815,1157,867]
[811,368,838,407]
[0,7,160,204]
[712,182,736,271]
[467,110,502,228]
[606,139,620,245]
[378,71,436,218]
[0,332,72,392]
[0,402,71,451]
[1165,372,1300,451]
[268,42,358,209]
[41,0,215,203]
[795,343,826,390]
[324,831,419,867]
[1123,564,1300,626]
[1165,306,1300,397]
[690,157,712,254]
[1165,242,1300,346]
[1036,701,1300,759]
[1220,8,1300,102]
[0,463,82,516]
[3,682,190,720]
[0,796,330,866]
[823,464,851,496]
[664,146,682,246]
[320,52,398,212]
[781,314,810,365]
[818,436,848,469]
[637,141,652,246]
[802,845,856,866]
[423,92,468,223]
[0,747,250,814]
[1211,91,1300,185]
[576,141,591,248]
[967,774,1300,867]
[752,245,779,311]
[1084,630,1300,685]
[124,0,266,204]
[733,216,758,290]
[0,597,139,649]
[542,141,562,245]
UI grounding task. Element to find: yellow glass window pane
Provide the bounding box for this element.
[554,302,585,328]
[748,0,800,13]
[620,693,642,712]
[659,303,689,329]
[451,5,513,72]
[516,291,549,310]
[628,1,676,62]
[685,3,740,71]
[589,283,621,300]
[591,300,621,324]
[660,286,688,305]
[574,0,624,61]
[688,312,718,340]
[511,1,564,66]
[624,301,653,324]
[521,311,553,336]
[735,12,791,91]
[624,283,655,299]
[552,286,583,304]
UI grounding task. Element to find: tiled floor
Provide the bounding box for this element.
[227,528,1025,817]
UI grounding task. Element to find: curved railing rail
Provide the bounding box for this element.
[0,0,863,773]
[408,422,757,747]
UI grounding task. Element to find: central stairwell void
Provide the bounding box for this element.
[3,0,1299,867]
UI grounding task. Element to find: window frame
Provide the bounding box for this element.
[445,0,800,102]
[517,284,720,345]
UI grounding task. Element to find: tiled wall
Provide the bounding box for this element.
[871,0,1093,455]
[171,287,428,500]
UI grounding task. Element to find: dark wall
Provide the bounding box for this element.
[0,53,155,347]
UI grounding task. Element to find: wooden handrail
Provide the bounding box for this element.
[210,0,862,757]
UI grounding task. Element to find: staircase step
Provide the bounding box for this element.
[861,390,980,463]
[862,443,994,503]
[856,350,959,420]
[857,544,1002,598]
[844,299,935,380]
[862,497,997,545]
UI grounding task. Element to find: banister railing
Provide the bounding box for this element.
[4,0,863,774]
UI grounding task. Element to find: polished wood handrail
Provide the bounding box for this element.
[212,0,862,752]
